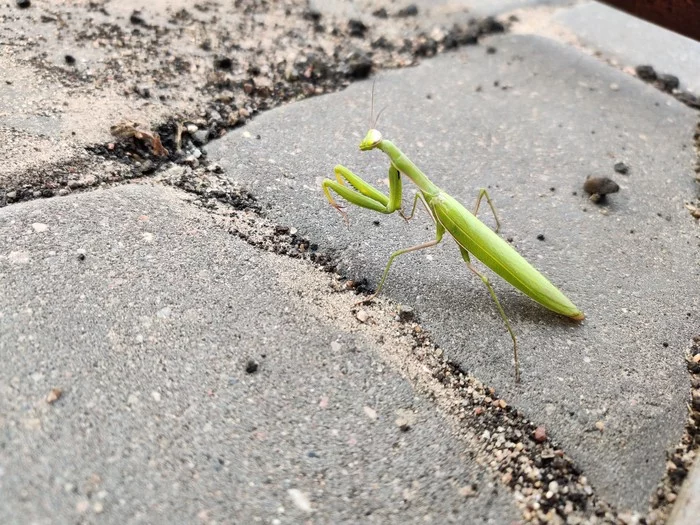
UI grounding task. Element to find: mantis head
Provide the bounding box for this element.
[360,81,386,151]
[359,129,383,151]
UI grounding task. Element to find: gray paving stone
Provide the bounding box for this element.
[207,34,699,511]
[0,185,518,524]
[555,1,700,93]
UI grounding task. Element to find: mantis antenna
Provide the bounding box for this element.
[368,80,388,129]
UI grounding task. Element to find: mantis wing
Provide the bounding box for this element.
[430,192,584,320]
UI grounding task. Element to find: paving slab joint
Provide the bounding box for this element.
[1,9,511,209]
[148,159,700,523]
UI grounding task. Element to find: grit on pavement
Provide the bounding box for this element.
[1,1,700,524]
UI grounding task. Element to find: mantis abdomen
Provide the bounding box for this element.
[429,192,584,320]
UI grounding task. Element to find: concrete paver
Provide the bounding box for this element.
[0,184,519,524]
[207,33,699,511]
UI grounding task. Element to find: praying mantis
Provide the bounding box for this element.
[321,88,584,383]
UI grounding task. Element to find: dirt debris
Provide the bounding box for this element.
[583,176,619,204]
[644,336,700,524]
[1,0,508,204]
[266,249,620,524]
[634,64,700,110]
[154,161,699,525]
[110,121,168,157]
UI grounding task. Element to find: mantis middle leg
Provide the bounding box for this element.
[473,188,501,233]
[360,222,446,304]
[399,192,435,223]
[459,247,520,382]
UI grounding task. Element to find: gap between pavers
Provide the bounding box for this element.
[311,0,571,23]
[0,184,519,524]
[554,1,700,93]
[206,33,700,511]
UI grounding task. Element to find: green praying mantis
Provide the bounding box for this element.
[321,87,585,383]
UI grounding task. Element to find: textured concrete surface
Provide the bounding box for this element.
[0,184,519,524]
[555,1,700,92]
[207,33,699,511]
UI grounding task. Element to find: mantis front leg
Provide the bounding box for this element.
[322,164,403,223]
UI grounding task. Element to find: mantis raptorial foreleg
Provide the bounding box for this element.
[322,164,402,223]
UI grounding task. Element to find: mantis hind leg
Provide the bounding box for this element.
[473,188,501,233]
[359,222,445,305]
[459,247,520,383]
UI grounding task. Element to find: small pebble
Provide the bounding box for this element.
[583,176,619,202]
[46,388,62,404]
[657,73,679,92]
[356,309,369,323]
[363,406,378,420]
[347,19,367,38]
[395,408,415,431]
[459,485,476,497]
[129,10,145,25]
[613,162,629,175]
[534,426,547,443]
[287,489,312,512]
[245,359,259,374]
[398,305,415,322]
[16,0,31,7]
[635,64,657,82]
[214,56,233,70]
[396,4,418,17]
[537,234,545,241]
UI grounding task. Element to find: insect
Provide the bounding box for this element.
[321,88,585,383]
